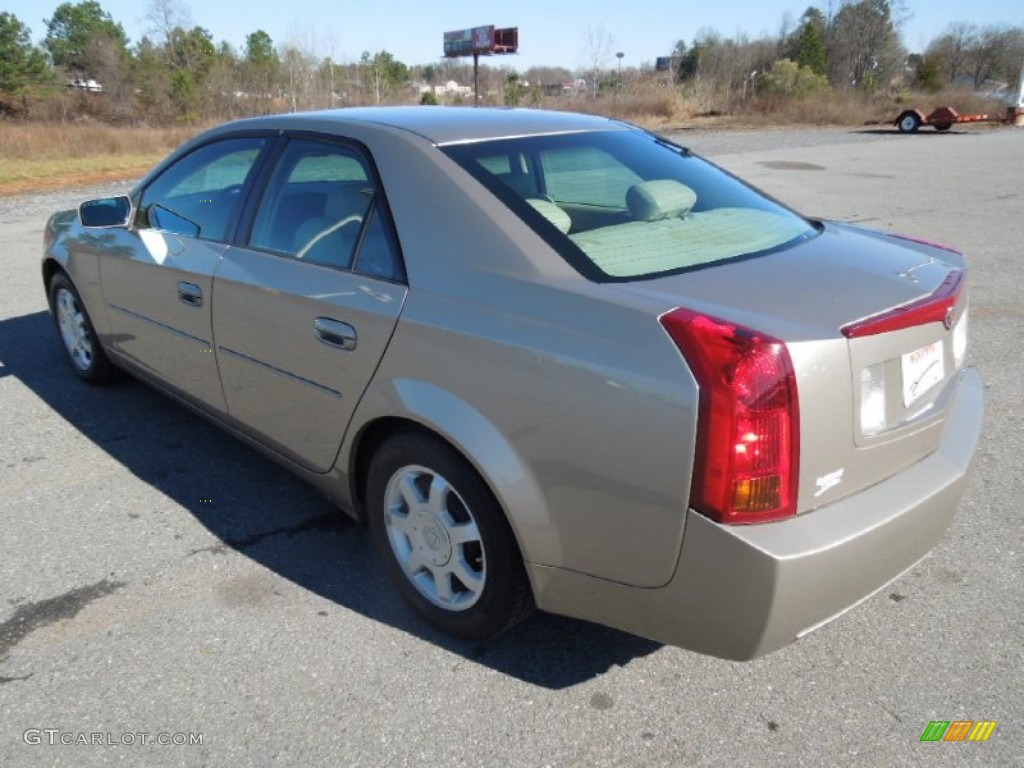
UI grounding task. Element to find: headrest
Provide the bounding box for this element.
[526,199,572,234]
[325,187,372,220]
[627,179,697,221]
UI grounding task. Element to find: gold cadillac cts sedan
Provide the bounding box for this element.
[42,108,983,659]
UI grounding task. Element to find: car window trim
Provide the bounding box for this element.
[349,198,405,284]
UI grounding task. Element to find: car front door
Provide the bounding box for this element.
[212,137,407,472]
[101,136,269,412]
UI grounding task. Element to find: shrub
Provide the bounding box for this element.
[757,59,830,98]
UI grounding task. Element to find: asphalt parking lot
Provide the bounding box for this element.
[1,124,1021,767]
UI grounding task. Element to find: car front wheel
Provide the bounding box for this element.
[49,271,117,384]
[367,432,534,640]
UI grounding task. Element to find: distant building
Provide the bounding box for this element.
[68,78,104,92]
[418,80,474,98]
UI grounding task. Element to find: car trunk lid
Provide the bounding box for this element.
[620,222,970,516]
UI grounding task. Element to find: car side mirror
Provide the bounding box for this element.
[79,196,132,228]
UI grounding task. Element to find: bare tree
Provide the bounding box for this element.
[927,22,977,84]
[87,35,132,114]
[145,0,192,46]
[778,10,795,45]
[281,44,317,111]
[829,0,904,91]
[677,27,779,109]
[582,23,615,98]
[280,24,321,110]
[524,66,573,88]
[968,25,1024,87]
[321,29,339,107]
[925,22,1024,89]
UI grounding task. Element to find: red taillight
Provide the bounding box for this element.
[841,270,963,338]
[660,308,800,525]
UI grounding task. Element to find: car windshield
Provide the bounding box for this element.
[442,129,817,281]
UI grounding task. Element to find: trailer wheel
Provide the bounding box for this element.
[934,123,952,132]
[897,111,921,133]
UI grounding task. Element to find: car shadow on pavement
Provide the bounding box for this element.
[0,310,662,688]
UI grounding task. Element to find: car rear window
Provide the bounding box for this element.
[442,130,817,281]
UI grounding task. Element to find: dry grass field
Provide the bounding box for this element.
[0,87,1008,196]
[0,122,200,196]
[580,84,1006,129]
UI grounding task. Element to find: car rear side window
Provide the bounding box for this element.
[249,139,403,281]
[443,130,817,282]
[139,137,265,242]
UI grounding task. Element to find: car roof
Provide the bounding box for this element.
[217,107,633,146]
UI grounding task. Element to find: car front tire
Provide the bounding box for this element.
[49,271,117,384]
[367,432,534,641]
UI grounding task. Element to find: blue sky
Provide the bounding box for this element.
[8,0,1022,70]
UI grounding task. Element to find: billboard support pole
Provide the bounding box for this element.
[474,53,480,107]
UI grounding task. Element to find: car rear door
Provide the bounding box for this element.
[212,137,407,473]
[101,136,269,411]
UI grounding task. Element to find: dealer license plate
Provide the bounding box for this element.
[902,340,944,407]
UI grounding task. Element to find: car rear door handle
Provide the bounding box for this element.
[177,282,203,307]
[314,317,357,351]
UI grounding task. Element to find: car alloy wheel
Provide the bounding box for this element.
[55,286,95,373]
[48,272,117,384]
[382,464,486,611]
[367,433,534,640]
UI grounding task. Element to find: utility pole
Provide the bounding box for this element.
[615,52,624,107]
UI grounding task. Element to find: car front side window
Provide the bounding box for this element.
[139,137,266,242]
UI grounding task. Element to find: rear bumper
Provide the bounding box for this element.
[529,367,984,660]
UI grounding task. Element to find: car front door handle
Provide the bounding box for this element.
[314,317,357,351]
[177,281,203,307]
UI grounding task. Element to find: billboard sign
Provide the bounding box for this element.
[493,27,518,53]
[444,25,494,56]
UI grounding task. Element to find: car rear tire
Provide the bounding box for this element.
[367,432,534,640]
[49,271,117,384]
